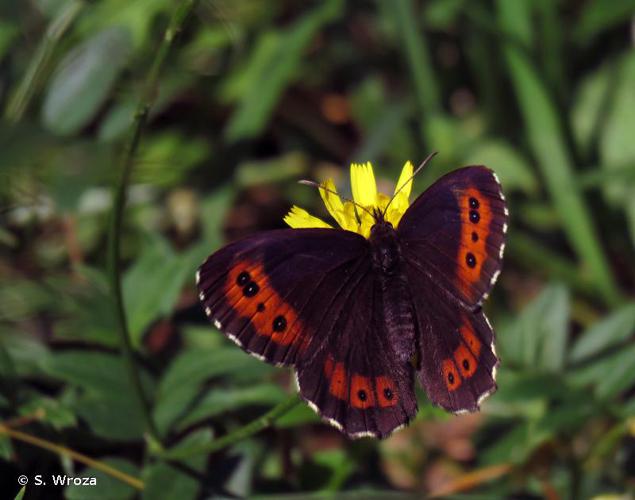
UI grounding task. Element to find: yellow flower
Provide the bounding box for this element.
[284,161,414,238]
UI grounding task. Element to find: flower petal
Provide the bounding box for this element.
[394,160,414,200]
[283,206,332,229]
[389,160,414,225]
[319,179,348,229]
[351,162,377,207]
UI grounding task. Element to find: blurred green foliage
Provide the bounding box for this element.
[1,0,635,498]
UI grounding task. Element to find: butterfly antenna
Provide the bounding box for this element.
[382,151,438,218]
[298,180,375,222]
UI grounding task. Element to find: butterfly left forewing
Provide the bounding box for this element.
[197,228,368,366]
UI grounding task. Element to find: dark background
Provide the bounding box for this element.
[1,0,635,498]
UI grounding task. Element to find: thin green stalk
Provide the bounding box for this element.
[4,0,84,122]
[159,396,301,460]
[107,0,200,448]
[496,0,621,306]
[387,0,441,116]
[0,424,144,490]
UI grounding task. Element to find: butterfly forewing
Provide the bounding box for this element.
[398,166,508,308]
[197,228,367,366]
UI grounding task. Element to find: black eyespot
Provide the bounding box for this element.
[383,388,393,400]
[243,282,259,297]
[257,303,265,312]
[469,197,480,209]
[469,210,480,223]
[236,271,251,286]
[357,389,367,401]
[462,359,470,371]
[466,252,477,268]
[448,373,455,384]
[471,231,479,242]
[272,315,287,332]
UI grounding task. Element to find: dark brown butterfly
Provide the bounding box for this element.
[196,163,508,438]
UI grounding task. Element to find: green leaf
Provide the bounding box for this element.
[569,343,635,400]
[274,402,320,428]
[423,0,466,30]
[19,394,77,430]
[0,327,50,377]
[143,429,211,500]
[573,0,635,44]
[571,54,615,158]
[13,487,24,500]
[497,0,620,305]
[224,0,343,141]
[0,20,18,60]
[570,303,635,363]
[235,152,309,188]
[40,351,154,440]
[463,139,538,194]
[177,384,288,431]
[65,458,139,499]
[154,347,272,433]
[499,284,569,371]
[41,26,132,136]
[598,51,635,245]
[0,435,13,461]
[482,421,551,465]
[123,234,193,345]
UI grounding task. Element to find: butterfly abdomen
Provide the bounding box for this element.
[370,222,416,363]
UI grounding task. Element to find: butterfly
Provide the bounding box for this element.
[196,159,508,438]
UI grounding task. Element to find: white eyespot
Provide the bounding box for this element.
[195,270,201,284]
[502,222,508,234]
[503,206,509,217]
[205,307,212,316]
[198,292,205,302]
[213,319,222,329]
[498,242,506,259]
[454,408,471,416]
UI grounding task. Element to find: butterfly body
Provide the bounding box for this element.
[369,219,416,364]
[197,166,508,438]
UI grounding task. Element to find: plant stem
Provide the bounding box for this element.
[106,0,200,448]
[159,396,301,460]
[0,425,144,490]
[4,0,84,122]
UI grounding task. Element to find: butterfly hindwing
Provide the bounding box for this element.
[197,228,368,366]
[405,258,498,412]
[398,166,508,307]
[296,271,418,438]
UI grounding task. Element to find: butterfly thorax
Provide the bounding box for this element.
[369,220,401,275]
[369,220,416,362]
